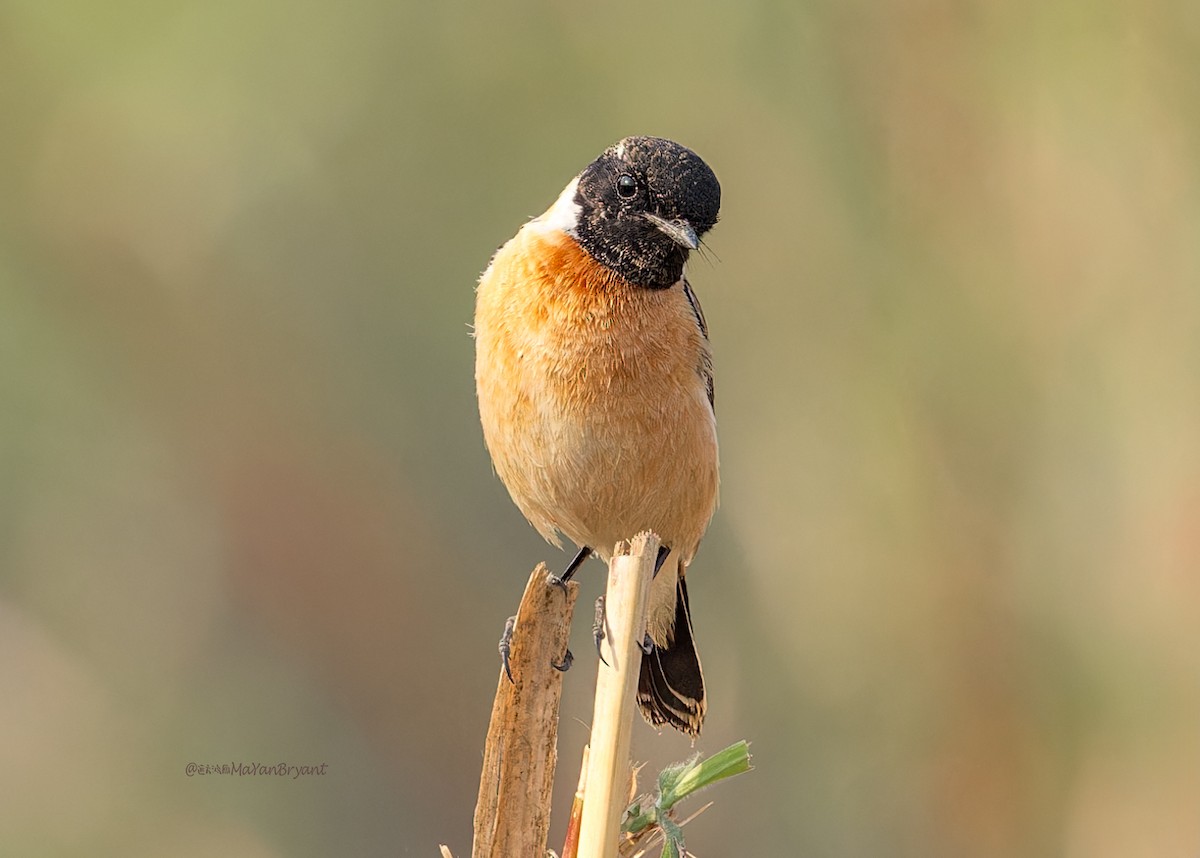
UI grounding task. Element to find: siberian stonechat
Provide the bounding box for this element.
[474,136,720,737]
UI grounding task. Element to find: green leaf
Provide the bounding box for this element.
[659,741,752,809]
[621,740,753,850]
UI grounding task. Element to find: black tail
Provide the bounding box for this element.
[637,575,706,737]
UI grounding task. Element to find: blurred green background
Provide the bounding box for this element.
[3,0,1199,855]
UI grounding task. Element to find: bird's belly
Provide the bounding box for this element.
[482,368,718,561]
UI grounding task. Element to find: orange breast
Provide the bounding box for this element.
[474,223,719,562]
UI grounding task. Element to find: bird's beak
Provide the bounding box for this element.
[644,213,700,250]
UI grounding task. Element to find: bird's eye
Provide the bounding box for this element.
[616,174,637,199]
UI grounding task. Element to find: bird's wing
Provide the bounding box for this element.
[683,278,714,411]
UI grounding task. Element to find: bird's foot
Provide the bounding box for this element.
[498,615,517,684]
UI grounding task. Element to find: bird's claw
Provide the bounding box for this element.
[551,647,574,672]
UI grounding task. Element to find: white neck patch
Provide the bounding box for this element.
[529,176,581,235]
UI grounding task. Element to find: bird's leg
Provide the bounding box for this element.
[542,545,592,670]
[548,545,592,594]
[653,544,670,578]
[640,633,655,655]
[498,615,517,684]
[592,595,609,666]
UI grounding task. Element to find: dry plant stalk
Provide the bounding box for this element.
[561,744,590,858]
[469,563,579,858]
[576,531,659,858]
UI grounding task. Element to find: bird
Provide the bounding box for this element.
[473,136,721,737]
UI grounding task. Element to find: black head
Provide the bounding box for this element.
[569,136,720,289]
